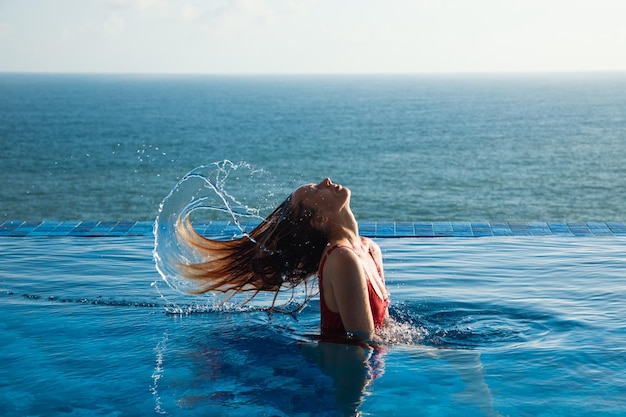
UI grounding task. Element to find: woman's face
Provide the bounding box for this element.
[291,178,351,216]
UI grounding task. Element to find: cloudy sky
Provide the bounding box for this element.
[1,0,625,74]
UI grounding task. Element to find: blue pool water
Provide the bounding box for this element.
[2,234,625,416]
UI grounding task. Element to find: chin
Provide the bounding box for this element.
[343,187,352,203]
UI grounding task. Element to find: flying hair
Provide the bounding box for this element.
[175,195,329,309]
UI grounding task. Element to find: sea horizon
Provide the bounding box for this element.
[2,72,625,222]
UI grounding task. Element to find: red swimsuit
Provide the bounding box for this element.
[318,244,389,336]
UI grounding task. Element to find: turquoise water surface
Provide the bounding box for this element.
[1,235,625,416]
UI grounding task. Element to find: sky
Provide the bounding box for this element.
[1,0,625,74]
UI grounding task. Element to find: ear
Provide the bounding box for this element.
[310,213,328,230]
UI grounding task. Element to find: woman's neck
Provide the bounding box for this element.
[326,208,362,250]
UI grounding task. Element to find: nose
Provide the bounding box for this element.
[320,177,332,186]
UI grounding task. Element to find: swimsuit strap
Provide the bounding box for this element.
[319,243,381,280]
[318,244,348,278]
[367,246,383,281]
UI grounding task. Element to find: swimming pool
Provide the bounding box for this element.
[2,230,625,416]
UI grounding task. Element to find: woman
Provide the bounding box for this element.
[176,178,390,342]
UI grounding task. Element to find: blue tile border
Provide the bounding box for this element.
[1,221,625,238]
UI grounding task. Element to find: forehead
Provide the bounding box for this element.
[291,183,316,206]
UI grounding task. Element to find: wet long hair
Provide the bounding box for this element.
[175,195,329,305]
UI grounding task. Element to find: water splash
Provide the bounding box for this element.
[152,160,311,311]
[379,317,426,345]
[150,331,168,415]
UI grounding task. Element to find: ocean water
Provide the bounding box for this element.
[1,235,625,416]
[1,72,626,222]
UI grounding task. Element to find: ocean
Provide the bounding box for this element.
[1,72,625,222]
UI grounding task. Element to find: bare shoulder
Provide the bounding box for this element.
[323,246,366,284]
[365,238,382,255]
[325,246,361,271]
[362,237,383,261]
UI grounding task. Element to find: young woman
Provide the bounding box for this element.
[176,178,390,342]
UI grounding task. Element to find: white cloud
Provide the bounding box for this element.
[103,0,219,22]
[0,20,9,37]
[1,0,626,73]
[282,0,318,17]
[105,0,163,11]
[179,3,204,22]
[103,14,125,35]
[203,0,276,37]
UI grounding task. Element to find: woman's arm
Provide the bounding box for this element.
[366,239,390,324]
[323,247,376,339]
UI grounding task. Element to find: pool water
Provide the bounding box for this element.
[1,236,625,416]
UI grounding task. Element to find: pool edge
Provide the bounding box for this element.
[1,221,625,238]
